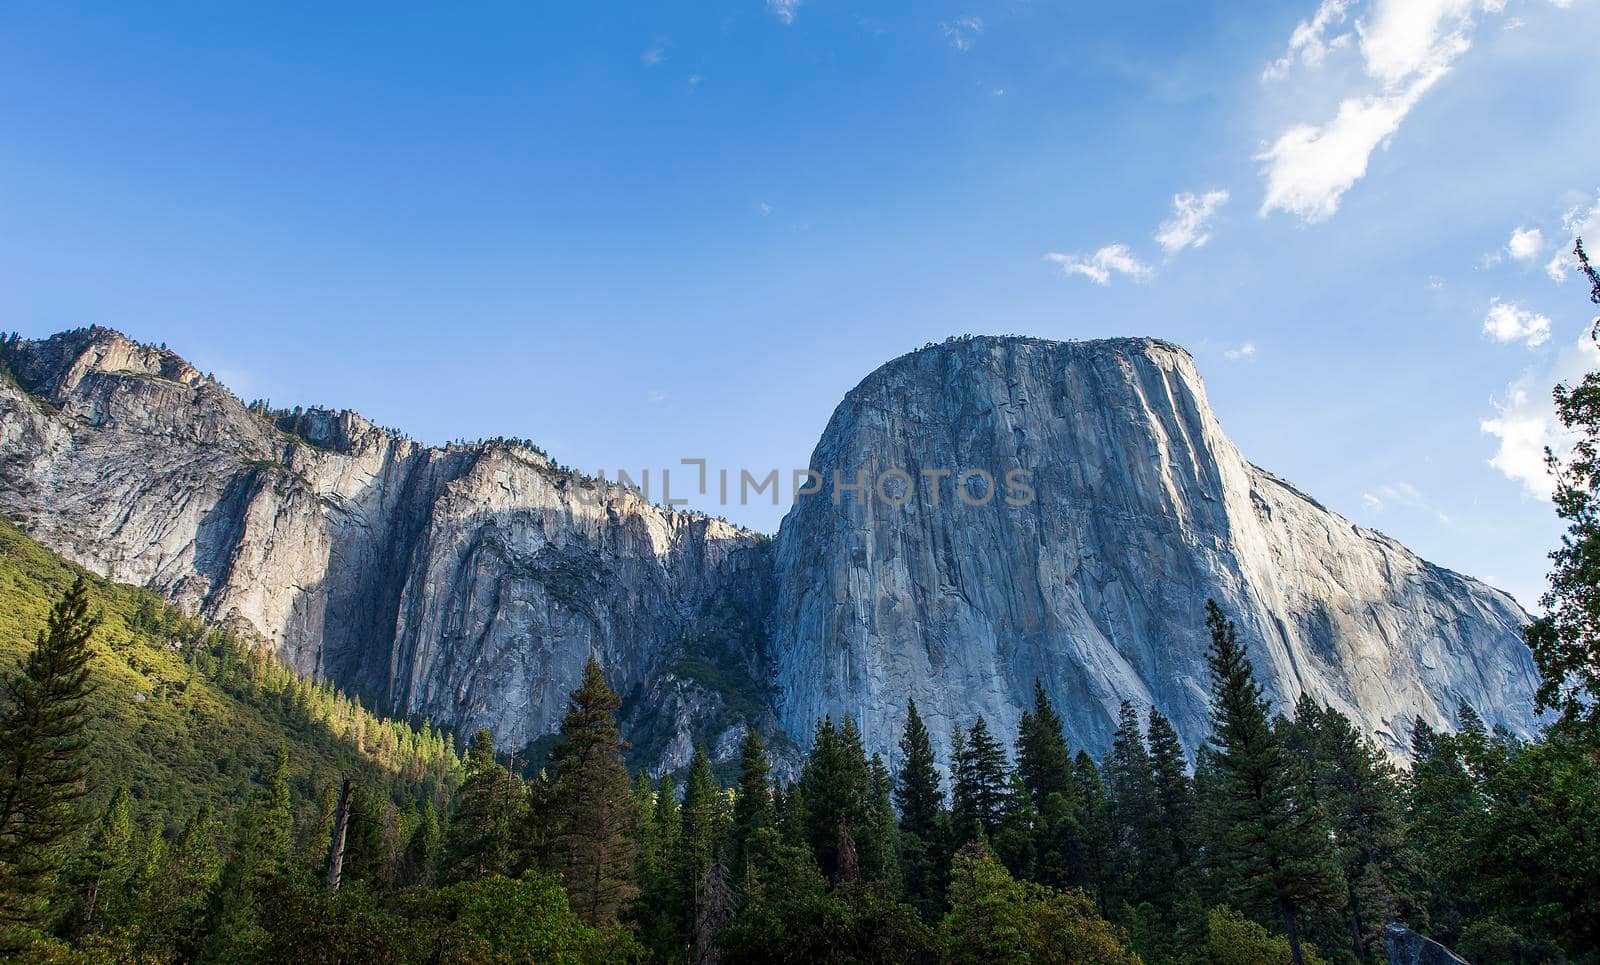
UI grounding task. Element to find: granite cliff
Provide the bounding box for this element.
[0,328,1539,772]
[769,336,1537,764]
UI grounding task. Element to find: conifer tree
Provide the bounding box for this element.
[1145,708,1195,888]
[993,772,1038,880]
[800,716,872,881]
[1309,703,1412,961]
[63,785,134,936]
[444,728,524,882]
[679,747,728,962]
[731,728,774,884]
[206,744,296,960]
[401,798,441,887]
[1201,600,1343,965]
[894,699,946,920]
[1107,701,1159,903]
[0,575,98,942]
[304,783,338,875]
[547,656,637,926]
[863,753,899,889]
[1016,679,1071,807]
[635,772,684,957]
[143,804,222,962]
[1071,750,1114,916]
[949,717,1007,845]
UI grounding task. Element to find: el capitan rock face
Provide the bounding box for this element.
[767,336,1537,764]
[0,327,1539,772]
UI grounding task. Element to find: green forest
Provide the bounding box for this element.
[3,514,1599,965]
[1,256,1599,964]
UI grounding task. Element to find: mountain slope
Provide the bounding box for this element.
[0,328,776,773]
[0,327,1540,771]
[0,515,457,831]
[768,335,1537,762]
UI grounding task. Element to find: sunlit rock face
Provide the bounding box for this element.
[0,328,769,771]
[0,328,1538,772]
[766,336,1538,765]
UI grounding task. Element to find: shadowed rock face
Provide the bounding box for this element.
[767,336,1538,765]
[0,328,1539,772]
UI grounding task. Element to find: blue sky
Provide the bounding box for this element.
[2,0,1597,610]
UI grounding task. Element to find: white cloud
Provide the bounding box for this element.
[1483,299,1553,347]
[942,16,984,52]
[756,201,772,216]
[1361,481,1452,523]
[1258,0,1517,224]
[1482,324,1600,498]
[1258,70,1442,223]
[1045,244,1153,285]
[767,0,802,25]
[1155,190,1231,255]
[1264,0,1353,80]
[1224,342,1258,361]
[1507,226,1544,262]
[641,37,670,66]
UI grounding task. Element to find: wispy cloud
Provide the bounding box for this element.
[1155,190,1231,255]
[1224,342,1258,361]
[767,0,802,25]
[1259,0,1512,224]
[1045,244,1153,285]
[1263,0,1352,80]
[641,36,670,66]
[942,16,984,52]
[1482,299,1552,348]
[1360,481,1452,523]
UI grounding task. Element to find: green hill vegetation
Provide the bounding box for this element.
[0,516,460,854]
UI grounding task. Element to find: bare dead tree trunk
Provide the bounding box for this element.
[325,779,354,890]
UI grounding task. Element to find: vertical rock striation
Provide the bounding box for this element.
[767,336,1538,764]
[0,327,769,767]
[0,328,1540,771]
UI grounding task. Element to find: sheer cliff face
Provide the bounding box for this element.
[767,336,1537,761]
[0,328,1540,769]
[0,329,768,765]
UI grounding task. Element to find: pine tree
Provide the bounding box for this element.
[63,785,134,936]
[0,575,98,942]
[993,772,1038,880]
[400,798,441,887]
[1201,600,1343,965]
[800,716,872,882]
[1107,701,1158,904]
[950,717,1007,845]
[443,728,524,882]
[1145,708,1195,891]
[1016,679,1071,807]
[679,747,727,963]
[143,804,222,962]
[1311,704,1413,961]
[862,753,899,888]
[731,728,774,884]
[894,699,947,920]
[304,783,338,875]
[635,772,684,958]
[546,656,638,926]
[206,744,295,959]
[1072,751,1114,916]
